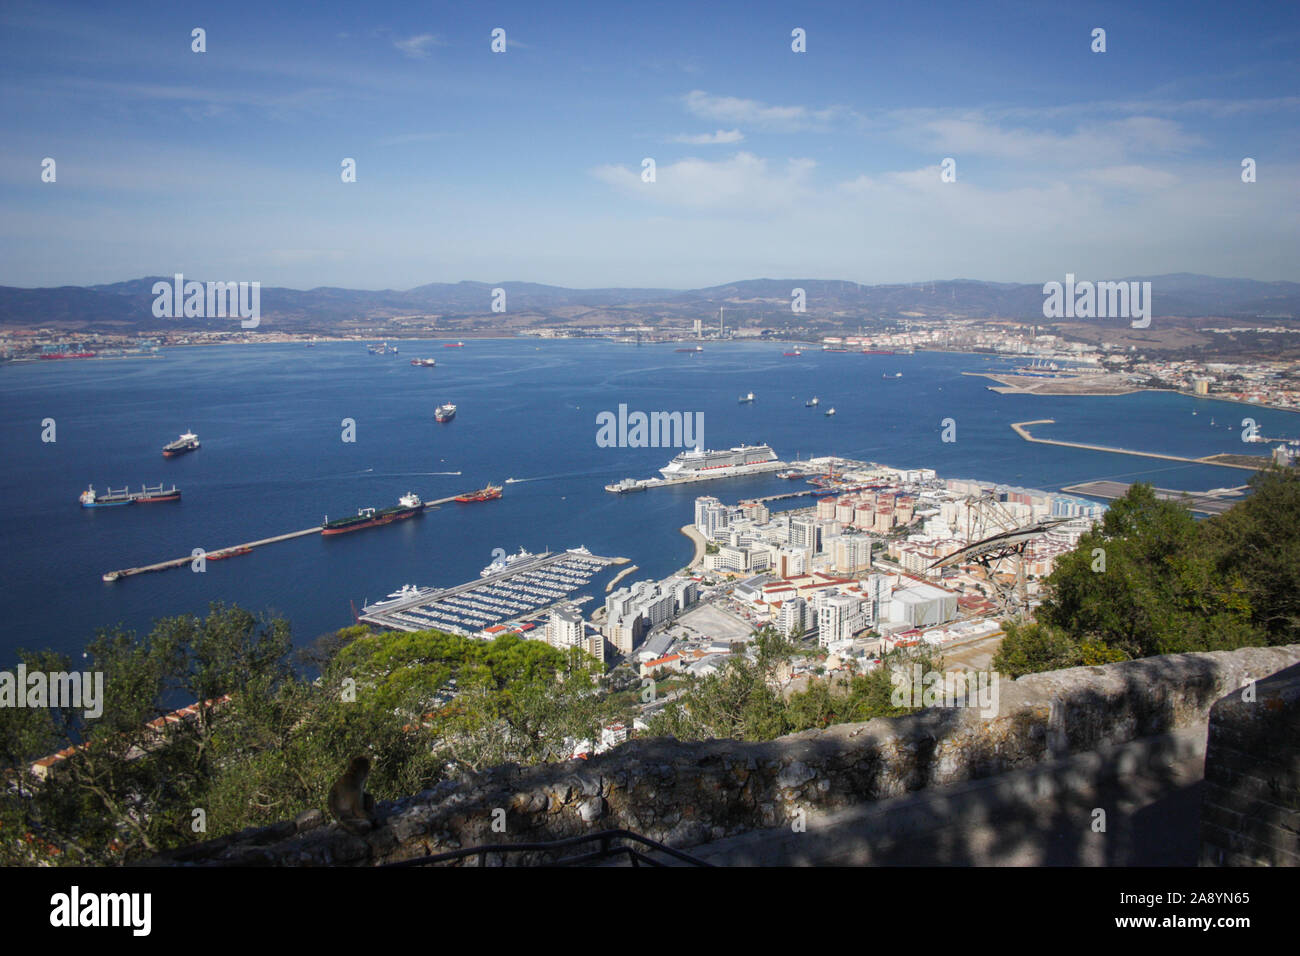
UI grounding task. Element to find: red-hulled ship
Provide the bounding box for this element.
[454,484,502,503]
[321,492,423,535]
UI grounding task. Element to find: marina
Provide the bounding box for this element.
[358,547,628,634]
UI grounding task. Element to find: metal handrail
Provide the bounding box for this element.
[383,828,712,867]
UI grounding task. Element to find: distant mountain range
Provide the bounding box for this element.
[2,274,1297,331]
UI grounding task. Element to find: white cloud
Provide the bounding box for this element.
[1081,165,1179,189]
[888,109,1203,165]
[682,90,849,131]
[671,129,745,144]
[393,34,440,58]
[591,152,816,210]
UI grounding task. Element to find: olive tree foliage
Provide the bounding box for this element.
[0,605,610,865]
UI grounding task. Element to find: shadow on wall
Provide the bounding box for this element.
[153,645,1299,867]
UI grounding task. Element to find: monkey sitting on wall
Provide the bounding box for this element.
[328,755,377,835]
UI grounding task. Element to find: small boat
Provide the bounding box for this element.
[784,350,803,356]
[738,392,755,403]
[443,341,466,348]
[805,396,820,407]
[825,407,836,416]
[410,358,437,367]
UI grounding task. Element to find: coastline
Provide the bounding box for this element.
[680,524,706,569]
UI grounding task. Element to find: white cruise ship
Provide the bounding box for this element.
[659,444,777,477]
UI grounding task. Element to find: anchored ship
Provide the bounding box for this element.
[674,346,703,353]
[659,444,776,478]
[80,483,181,507]
[443,341,465,348]
[435,403,457,423]
[321,492,423,535]
[805,396,820,407]
[455,484,502,503]
[825,407,836,416]
[410,358,437,367]
[738,392,755,403]
[162,430,200,457]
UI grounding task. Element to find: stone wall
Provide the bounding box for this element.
[1199,661,1300,866]
[152,644,1300,866]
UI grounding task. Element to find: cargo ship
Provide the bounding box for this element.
[675,346,703,353]
[435,403,457,422]
[162,430,200,457]
[80,483,181,507]
[321,492,423,535]
[443,341,465,348]
[659,444,776,478]
[455,484,502,503]
[410,358,437,367]
[783,349,803,356]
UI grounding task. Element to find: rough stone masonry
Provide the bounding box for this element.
[149,645,1300,866]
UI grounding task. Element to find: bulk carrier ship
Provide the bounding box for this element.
[322,492,423,535]
[80,483,181,507]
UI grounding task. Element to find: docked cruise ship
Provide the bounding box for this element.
[659,444,777,477]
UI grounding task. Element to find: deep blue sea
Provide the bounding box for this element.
[2,339,1295,664]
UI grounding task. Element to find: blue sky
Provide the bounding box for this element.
[1,0,1297,289]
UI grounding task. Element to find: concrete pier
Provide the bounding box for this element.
[101,493,466,581]
[1012,419,1265,471]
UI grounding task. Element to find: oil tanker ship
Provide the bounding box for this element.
[162,430,200,457]
[435,403,457,422]
[455,484,502,503]
[321,492,423,535]
[80,483,181,507]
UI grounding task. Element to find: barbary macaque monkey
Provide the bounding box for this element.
[329,755,377,834]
